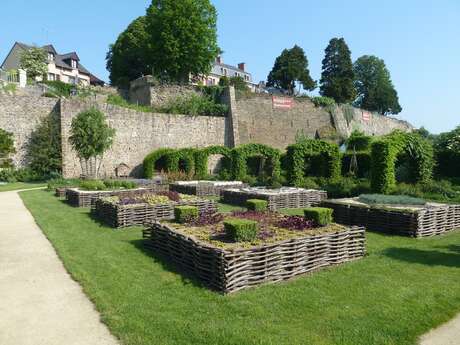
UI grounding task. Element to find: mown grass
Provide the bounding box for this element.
[0,182,45,192]
[20,190,460,345]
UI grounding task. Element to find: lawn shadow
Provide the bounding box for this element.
[384,247,460,268]
[129,239,214,292]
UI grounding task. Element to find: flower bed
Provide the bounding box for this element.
[66,186,167,208]
[222,187,327,211]
[93,192,218,228]
[170,180,246,196]
[321,197,460,237]
[143,211,365,293]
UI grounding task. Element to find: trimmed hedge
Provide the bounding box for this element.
[232,144,281,182]
[304,207,333,226]
[246,199,268,212]
[224,218,259,242]
[286,139,341,186]
[174,206,199,223]
[370,130,434,193]
[194,145,232,179]
[143,148,177,178]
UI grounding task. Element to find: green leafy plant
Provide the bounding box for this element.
[246,199,268,212]
[0,128,16,168]
[304,207,333,226]
[155,93,228,116]
[194,145,232,179]
[19,46,47,80]
[174,206,199,223]
[80,180,107,191]
[107,94,153,113]
[311,96,336,108]
[232,144,281,182]
[69,108,116,179]
[346,130,373,152]
[224,218,259,242]
[370,130,434,193]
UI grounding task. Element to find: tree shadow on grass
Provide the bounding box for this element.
[129,239,214,292]
[384,247,460,268]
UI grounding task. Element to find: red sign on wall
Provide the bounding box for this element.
[272,96,294,110]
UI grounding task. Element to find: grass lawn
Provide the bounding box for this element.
[0,182,46,192]
[20,190,460,345]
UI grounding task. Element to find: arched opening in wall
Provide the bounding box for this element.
[395,151,418,183]
[178,158,189,173]
[246,155,272,184]
[154,155,168,173]
[304,153,329,178]
[208,154,226,175]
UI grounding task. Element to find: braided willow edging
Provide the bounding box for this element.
[170,183,247,197]
[55,187,67,198]
[222,189,327,211]
[65,186,167,208]
[94,199,218,228]
[143,223,366,294]
[322,200,460,237]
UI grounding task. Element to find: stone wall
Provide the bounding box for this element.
[0,95,59,166]
[233,94,412,149]
[60,99,230,178]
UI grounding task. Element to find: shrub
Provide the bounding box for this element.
[342,152,371,178]
[370,130,434,193]
[155,93,228,116]
[304,207,333,226]
[47,178,81,191]
[143,148,177,178]
[358,194,426,206]
[277,216,314,230]
[246,199,268,212]
[103,179,138,190]
[107,94,153,113]
[80,180,107,191]
[224,218,259,242]
[232,144,281,182]
[311,96,335,108]
[194,145,232,179]
[323,177,371,198]
[345,130,373,152]
[0,168,17,182]
[174,206,199,223]
[43,80,73,97]
[0,128,15,168]
[286,139,341,186]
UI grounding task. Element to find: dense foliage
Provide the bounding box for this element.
[311,96,335,108]
[267,45,316,95]
[27,113,62,177]
[143,148,177,178]
[194,145,232,179]
[0,128,15,168]
[106,16,151,88]
[286,139,341,186]
[433,126,460,177]
[319,38,356,104]
[358,194,426,206]
[224,218,259,242]
[304,207,333,226]
[155,93,228,116]
[69,108,115,179]
[353,55,402,115]
[19,47,47,80]
[370,130,434,193]
[246,199,268,212]
[174,206,199,223]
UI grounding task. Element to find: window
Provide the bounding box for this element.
[71,60,77,69]
[68,76,76,85]
[47,73,56,81]
[48,53,54,62]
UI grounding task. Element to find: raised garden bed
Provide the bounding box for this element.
[222,187,327,211]
[143,213,365,293]
[55,187,68,198]
[66,187,166,208]
[170,180,246,196]
[321,197,460,237]
[94,193,218,228]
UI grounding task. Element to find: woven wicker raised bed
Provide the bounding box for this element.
[66,187,167,208]
[322,198,460,237]
[222,187,327,211]
[170,181,246,197]
[94,199,218,228]
[143,222,365,293]
[55,187,68,198]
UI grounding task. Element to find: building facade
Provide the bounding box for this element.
[1,42,103,86]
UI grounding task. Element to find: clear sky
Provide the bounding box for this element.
[1,0,459,133]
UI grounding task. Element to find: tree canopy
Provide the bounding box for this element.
[267,45,316,95]
[19,47,47,80]
[319,38,355,104]
[353,55,402,115]
[106,16,151,88]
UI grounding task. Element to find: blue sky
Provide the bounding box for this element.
[1,0,459,133]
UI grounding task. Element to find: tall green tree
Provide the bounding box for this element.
[267,45,316,95]
[19,47,47,80]
[145,0,219,82]
[353,55,402,115]
[320,37,355,103]
[106,16,151,88]
[69,108,115,178]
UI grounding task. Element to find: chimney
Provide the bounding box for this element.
[216,55,222,64]
[238,62,245,71]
